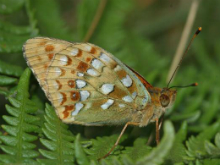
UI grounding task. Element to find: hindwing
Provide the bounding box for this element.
[23,37,151,125]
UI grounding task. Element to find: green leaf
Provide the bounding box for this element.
[165,122,188,164]
[122,138,152,161]
[99,156,123,165]
[0,68,40,164]
[0,0,25,14]
[204,132,220,158]
[77,0,134,51]
[186,121,220,159]
[0,75,17,86]
[0,29,35,53]
[30,0,72,40]
[0,60,23,77]
[198,88,219,125]
[136,121,175,165]
[37,104,75,164]
[205,141,220,157]
[203,159,220,165]
[75,134,90,165]
[0,20,33,35]
[76,0,100,41]
[87,134,126,160]
[170,111,201,123]
[215,133,220,149]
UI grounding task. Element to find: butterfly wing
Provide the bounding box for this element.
[23,37,151,125]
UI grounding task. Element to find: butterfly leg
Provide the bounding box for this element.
[155,118,160,145]
[99,122,139,160]
[158,114,164,130]
[155,114,165,145]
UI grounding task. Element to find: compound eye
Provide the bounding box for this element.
[160,94,170,107]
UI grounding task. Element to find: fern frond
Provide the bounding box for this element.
[121,138,152,161]
[204,132,220,158]
[25,0,38,33]
[0,68,40,164]
[0,75,17,86]
[199,89,219,125]
[0,60,23,95]
[0,60,23,77]
[136,121,175,165]
[0,28,36,53]
[86,134,126,160]
[0,2,38,54]
[75,134,90,165]
[185,121,220,160]
[165,121,188,164]
[37,104,75,165]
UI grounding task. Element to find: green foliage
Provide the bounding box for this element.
[205,133,220,158]
[86,135,124,160]
[0,68,40,164]
[165,121,188,164]
[136,121,175,165]
[185,121,220,160]
[0,0,220,164]
[0,60,23,95]
[122,138,152,161]
[30,0,73,40]
[0,0,25,14]
[38,104,75,164]
[75,134,90,165]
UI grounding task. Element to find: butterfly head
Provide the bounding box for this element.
[148,87,177,110]
[159,88,177,108]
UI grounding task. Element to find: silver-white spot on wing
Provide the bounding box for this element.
[80,90,90,101]
[54,67,62,77]
[100,53,111,63]
[85,45,92,52]
[122,95,133,103]
[114,65,122,72]
[76,79,86,88]
[70,48,79,56]
[57,93,63,104]
[72,103,83,116]
[87,68,99,76]
[101,84,114,95]
[53,80,59,90]
[59,55,68,66]
[121,75,132,87]
[101,99,114,110]
[132,92,137,99]
[91,59,104,70]
[77,72,84,77]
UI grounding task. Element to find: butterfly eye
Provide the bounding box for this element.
[160,94,170,107]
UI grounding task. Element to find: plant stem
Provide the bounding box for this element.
[166,0,200,83]
[83,0,107,42]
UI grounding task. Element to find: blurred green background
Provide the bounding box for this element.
[0,0,220,164]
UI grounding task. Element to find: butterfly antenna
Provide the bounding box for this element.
[168,82,198,89]
[167,27,202,88]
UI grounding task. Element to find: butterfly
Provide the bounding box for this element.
[23,29,200,159]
